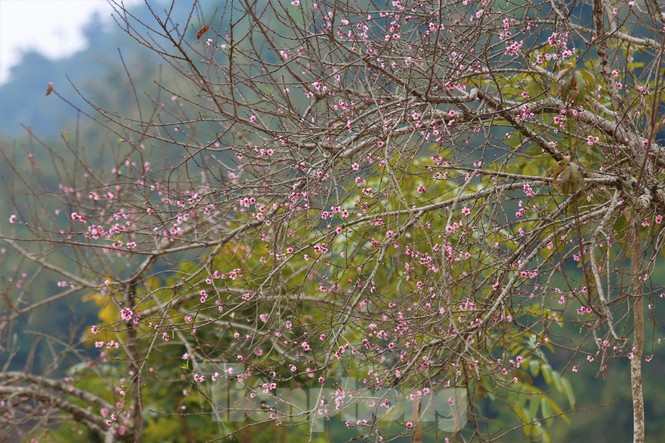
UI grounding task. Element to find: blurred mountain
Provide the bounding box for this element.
[0,1,207,139]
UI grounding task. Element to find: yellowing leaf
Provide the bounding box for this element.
[83,292,110,306]
[196,24,210,40]
[98,303,117,324]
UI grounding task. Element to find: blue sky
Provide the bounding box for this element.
[0,0,141,84]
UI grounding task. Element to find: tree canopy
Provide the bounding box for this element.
[2,0,665,442]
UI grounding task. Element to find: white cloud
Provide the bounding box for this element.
[0,0,140,83]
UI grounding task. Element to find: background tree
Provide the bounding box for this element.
[2,0,665,442]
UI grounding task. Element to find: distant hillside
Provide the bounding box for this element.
[0,0,198,138]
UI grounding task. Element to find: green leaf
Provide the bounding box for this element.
[550,369,563,392]
[546,397,569,424]
[579,69,596,93]
[541,397,553,426]
[560,377,576,408]
[529,395,541,421]
[541,364,553,385]
[529,359,541,377]
[514,405,529,424]
[523,423,533,438]
[530,423,547,441]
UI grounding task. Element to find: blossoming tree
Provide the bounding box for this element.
[2,0,665,441]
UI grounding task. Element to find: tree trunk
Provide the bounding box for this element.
[630,222,645,443]
[412,398,422,443]
[125,281,143,441]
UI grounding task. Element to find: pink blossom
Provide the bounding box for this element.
[120,308,133,321]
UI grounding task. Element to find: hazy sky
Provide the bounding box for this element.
[0,0,141,84]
